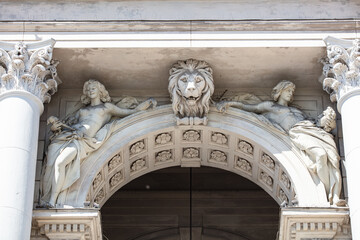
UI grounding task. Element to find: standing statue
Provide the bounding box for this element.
[41,79,156,207]
[217,80,345,206]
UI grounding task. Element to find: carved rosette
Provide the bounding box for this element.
[0,39,60,103]
[92,172,102,191]
[155,133,172,145]
[238,140,253,155]
[155,150,173,163]
[260,171,273,188]
[261,153,275,171]
[211,132,228,145]
[94,188,105,204]
[130,140,145,155]
[322,37,360,106]
[109,170,123,188]
[209,150,227,163]
[108,154,122,172]
[235,157,252,174]
[183,148,200,158]
[280,171,291,190]
[183,130,201,142]
[130,158,147,173]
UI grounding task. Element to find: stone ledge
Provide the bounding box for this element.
[31,209,102,240]
[278,207,351,240]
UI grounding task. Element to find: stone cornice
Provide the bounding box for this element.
[0,39,60,103]
[0,20,357,32]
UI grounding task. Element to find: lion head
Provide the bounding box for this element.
[168,59,214,119]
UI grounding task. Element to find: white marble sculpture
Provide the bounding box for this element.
[0,39,60,103]
[168,58,214,125]
[41,79,156,207]
[217,80,345,206]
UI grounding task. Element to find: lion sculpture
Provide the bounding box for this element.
[168,59,214,125]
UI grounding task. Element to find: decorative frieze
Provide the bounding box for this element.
[279,208,351,240]
[0,39,60,103]
[32,210,102,240]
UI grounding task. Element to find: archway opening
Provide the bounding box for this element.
[101,166,279,240]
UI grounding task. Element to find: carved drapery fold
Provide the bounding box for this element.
[0,39,60,103]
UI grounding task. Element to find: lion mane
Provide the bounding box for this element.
[168,59,214,118]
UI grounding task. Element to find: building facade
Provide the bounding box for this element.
[0,1,359,239]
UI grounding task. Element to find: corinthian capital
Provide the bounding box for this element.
[0,39,60,103]
[322,36,360,107]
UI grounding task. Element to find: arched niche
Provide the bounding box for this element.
[63,105,328,208]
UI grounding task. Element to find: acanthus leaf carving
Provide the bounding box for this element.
[322,37,360,103]
[0,40,61,103]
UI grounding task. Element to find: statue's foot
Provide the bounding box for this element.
[38,201,55,209]
[332,198,347,207]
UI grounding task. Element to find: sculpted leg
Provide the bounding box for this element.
[49,145,77,206]
[307,148,330,194]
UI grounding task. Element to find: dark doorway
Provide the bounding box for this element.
[101,166,279,240]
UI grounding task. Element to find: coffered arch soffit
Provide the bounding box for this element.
[64,106,328,208]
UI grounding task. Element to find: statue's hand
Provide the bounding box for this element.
[136,98,157,111]
[216,101,233,113]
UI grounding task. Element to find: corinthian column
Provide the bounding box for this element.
[322,36,360,239]
[0,39,60,240]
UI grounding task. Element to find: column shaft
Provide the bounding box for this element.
[0,91,43,240]
[339,93,360,239]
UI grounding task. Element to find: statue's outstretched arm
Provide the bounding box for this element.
[217,101,270,114]
[107,98,157,117]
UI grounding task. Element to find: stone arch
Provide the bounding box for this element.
[64,105,328,208]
